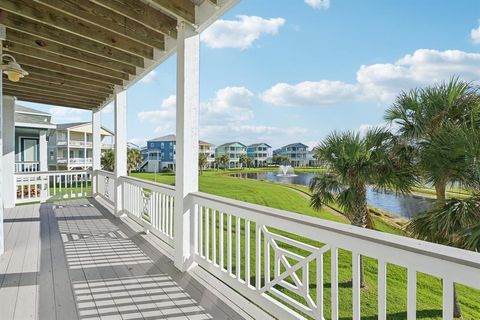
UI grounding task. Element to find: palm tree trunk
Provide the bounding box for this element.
[350,184,368,288]
[435,181,447,202]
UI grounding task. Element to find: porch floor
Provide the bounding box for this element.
[0,199,243,320]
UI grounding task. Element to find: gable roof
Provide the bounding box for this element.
[248,143,272,148]
[148,134,176,142]
[15,105,51,116]
[217,142,247,148]
[282,142,309,149]
[56,122,113,136]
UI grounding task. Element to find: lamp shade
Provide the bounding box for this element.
[2,57,29,82]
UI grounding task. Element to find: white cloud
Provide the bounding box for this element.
[261,80,362,106]
[140,70,157,83]
[305,0,330,10]
[201,86,254,124]
[49,107,90,123]
[201,15,285,49]
[138,95,176,124]
[262,49,480,106]
[470,21,480,44]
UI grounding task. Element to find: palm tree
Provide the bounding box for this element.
[198,153,208,175]
[239,154,248,169]
[384,77,480,201]
[220,154,230,170]
[309,128,417,287]
[127,148,142,175]
[101,149,115,172]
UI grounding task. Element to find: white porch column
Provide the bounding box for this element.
[114,89,127,216]
[39,130,48,172]
[2,96,15,209]
[174,22,200,271]
[92,108,101,194]
[66,130,70,170]
[0,25,5,255]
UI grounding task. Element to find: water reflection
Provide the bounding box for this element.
[232,172,434,219]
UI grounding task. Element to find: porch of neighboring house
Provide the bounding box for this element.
[1,1,480,320]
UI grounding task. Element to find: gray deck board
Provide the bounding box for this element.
[0,199,244,320]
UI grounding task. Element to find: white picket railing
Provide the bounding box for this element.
[120,176,175,249]
[95,170,116,205]
[190,191,480,320]
[15,170,92,204]
[15,162,40,173]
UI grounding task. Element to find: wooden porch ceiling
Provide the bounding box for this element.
[0,0,228,110]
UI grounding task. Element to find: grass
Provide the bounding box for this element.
[130,169,480,319]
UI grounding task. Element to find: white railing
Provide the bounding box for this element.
[120,176,175,248]
[15,161,40,173]
[15,170,92,204]
[95,170,116,205]
[190,192,480,320]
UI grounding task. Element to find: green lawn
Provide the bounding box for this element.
[130,170,480,319]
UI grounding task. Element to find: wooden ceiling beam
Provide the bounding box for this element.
[4,84,105,105]
[13,53,124,85]
[1,0,154,59]
[147,0,195,24]
[6,29,137,75]
[23,66,115,92]
[0,12,144,67]
[4,41,129,81]
[35,0,166,50]
[6,90,98,110]
[91,0,178,38]
[4,79,108,101]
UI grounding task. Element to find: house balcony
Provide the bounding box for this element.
[15,161,40,173]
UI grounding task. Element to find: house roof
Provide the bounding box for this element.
[282,142,309,149]
[248,143,272,148]
[217,142,246,148]
[15,104,51,116]
[15,113,55,128]
[148,134,213,146]
[56,122,113,136]
[2,1,238,110]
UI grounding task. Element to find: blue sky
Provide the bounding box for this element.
[20,0,480,149]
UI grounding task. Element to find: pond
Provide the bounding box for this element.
[232,172,435,219]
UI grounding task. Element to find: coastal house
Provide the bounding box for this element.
[14,103,55,172]
[278,142,309,167]
[247,142,272,167]
[0,2,478,320]
[47,122,113,170]
[215,141,247,168]
[142,134,215,172]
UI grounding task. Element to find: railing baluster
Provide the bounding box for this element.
[245,220,250,287]
[212,209,217,265]
[206,208,210,261]
[407,268,416,320]
[256,223,262,289]
[227,214,232,275]
[331,247,338,320]
[316,253,324,319]
[442,279,454,320]
[236,216,241,280]
[219,211,224,270]
[352,252,361,320]
[199,206,204,258]
[264,231,270,285]
[378,259,387,320]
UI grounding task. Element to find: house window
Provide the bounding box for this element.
[161,142,164,147]
[49,150,54,160]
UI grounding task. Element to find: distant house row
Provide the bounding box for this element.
[14,105,113,173]
[139,134,318,172]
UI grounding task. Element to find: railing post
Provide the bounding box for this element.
[174,21,200,272]
[114,88,127,217]
[92,108,101,195]
[0,25,4,256]
[39,130,48,172]
[2,95,15,209]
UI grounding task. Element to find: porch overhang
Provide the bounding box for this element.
[0,0,238,110]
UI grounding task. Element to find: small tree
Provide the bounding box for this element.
[239,154,248,169]
[198,153,208,175]
[127,148,142,175]
[220,154,230,170]
[101,149,115,172]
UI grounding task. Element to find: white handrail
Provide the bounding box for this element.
[190,191,480,320]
